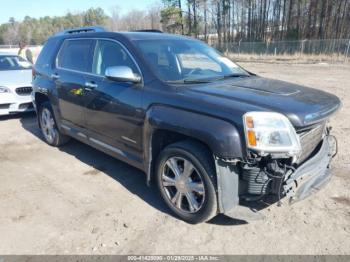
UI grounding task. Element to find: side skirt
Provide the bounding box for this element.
[60,122,145,172]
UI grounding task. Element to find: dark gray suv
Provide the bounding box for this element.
[32,27,340,223]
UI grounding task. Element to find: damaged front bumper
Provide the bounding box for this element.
[215,135,337,220]
[284,135,336,203]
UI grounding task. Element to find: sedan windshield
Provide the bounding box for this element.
[0,55,32,71]
[135,39,249,83]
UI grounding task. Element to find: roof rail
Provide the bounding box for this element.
[132,29,163,33]
[55,26,106,36]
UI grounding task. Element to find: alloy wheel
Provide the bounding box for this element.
[41,108,56,144]
[161,156,205,213]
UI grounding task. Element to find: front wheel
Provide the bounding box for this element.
[39,101,70,147]
[156,141,218,224]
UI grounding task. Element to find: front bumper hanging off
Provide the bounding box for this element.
[284,135,336,203]
[215,135,337,221]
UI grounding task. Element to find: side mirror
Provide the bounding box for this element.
[105,66,141,84]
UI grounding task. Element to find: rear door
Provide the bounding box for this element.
[54,39,95,127]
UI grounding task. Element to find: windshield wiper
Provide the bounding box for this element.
[222,73,250,79]
[167,74,249,84]
[166,78,213,84]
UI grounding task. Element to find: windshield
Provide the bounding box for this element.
[135,39,249,83]
[0,55,32,71]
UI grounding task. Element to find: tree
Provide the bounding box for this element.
[161,0,183,33]
[1,1,349,45]
[83,8,108,26]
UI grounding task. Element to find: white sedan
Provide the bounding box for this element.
[0,52,34,116]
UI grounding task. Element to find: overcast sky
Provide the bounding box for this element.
[0,0,158,24]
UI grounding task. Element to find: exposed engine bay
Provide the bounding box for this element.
[239,123,337,204]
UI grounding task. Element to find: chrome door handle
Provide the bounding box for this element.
[51,73,60,80]
[84,82,98,91]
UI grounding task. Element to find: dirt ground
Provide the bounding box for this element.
[0,62,349,255]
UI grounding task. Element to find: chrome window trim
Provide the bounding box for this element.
[55,37,144,85]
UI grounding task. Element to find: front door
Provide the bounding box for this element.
[83,39,144,158]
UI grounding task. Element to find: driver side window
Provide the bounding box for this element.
[92,40,139,76]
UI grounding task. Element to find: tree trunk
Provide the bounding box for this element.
[280,0,287,39]
[287,0,294,38]
[217,1,222,44]
[193,0,197,37]
[318,0,327,39]
[178,0,184,35]
[204,0,207,42]
[187,0,192,35]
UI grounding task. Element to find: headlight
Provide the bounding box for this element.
[0,86,10,93]
[243,112,301,156]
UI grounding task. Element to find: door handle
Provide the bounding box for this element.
[51,73,60,80]
[84,81,98,91]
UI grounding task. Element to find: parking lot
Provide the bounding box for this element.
[0,62,349,254]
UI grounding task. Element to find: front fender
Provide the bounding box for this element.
[143,105,243,181]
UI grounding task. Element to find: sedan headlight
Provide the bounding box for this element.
[0,86,10,93]
[243,112,301,156]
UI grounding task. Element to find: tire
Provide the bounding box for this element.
[155,140,218,224]
[39,101,70,147]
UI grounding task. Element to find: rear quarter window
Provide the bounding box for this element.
[57,39,95,73]
[35,38,60,71]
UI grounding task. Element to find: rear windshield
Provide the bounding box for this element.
[0,55,32,71]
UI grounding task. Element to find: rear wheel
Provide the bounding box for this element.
[39,102,70,146]
[156,141,218,224]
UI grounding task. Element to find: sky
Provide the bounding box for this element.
[0,0,158,24]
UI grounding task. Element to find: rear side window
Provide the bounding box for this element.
[57,39,95,72]
[35,38,60,70]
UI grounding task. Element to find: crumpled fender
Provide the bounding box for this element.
[143,105,243,197]
[215,158,240,213]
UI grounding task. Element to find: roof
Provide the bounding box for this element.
[51,26,194,42]
[117,32,193,41]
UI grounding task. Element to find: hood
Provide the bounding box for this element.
[0,69,32,90]
[183,76,341,127]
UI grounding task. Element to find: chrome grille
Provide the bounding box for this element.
[297,123,325,163]
[15,86,32,96]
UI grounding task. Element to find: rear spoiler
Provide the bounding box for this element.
[131,29,163,33]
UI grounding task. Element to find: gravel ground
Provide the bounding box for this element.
[0,62,349,255]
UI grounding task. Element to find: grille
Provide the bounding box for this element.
[15,86,32,96]
[297,122,325,163]
[0,103,11,109]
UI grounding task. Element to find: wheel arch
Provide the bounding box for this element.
[34,92,50,110]
[143,105,244,184]
[34,91,63,132]
[34,92,50,128]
